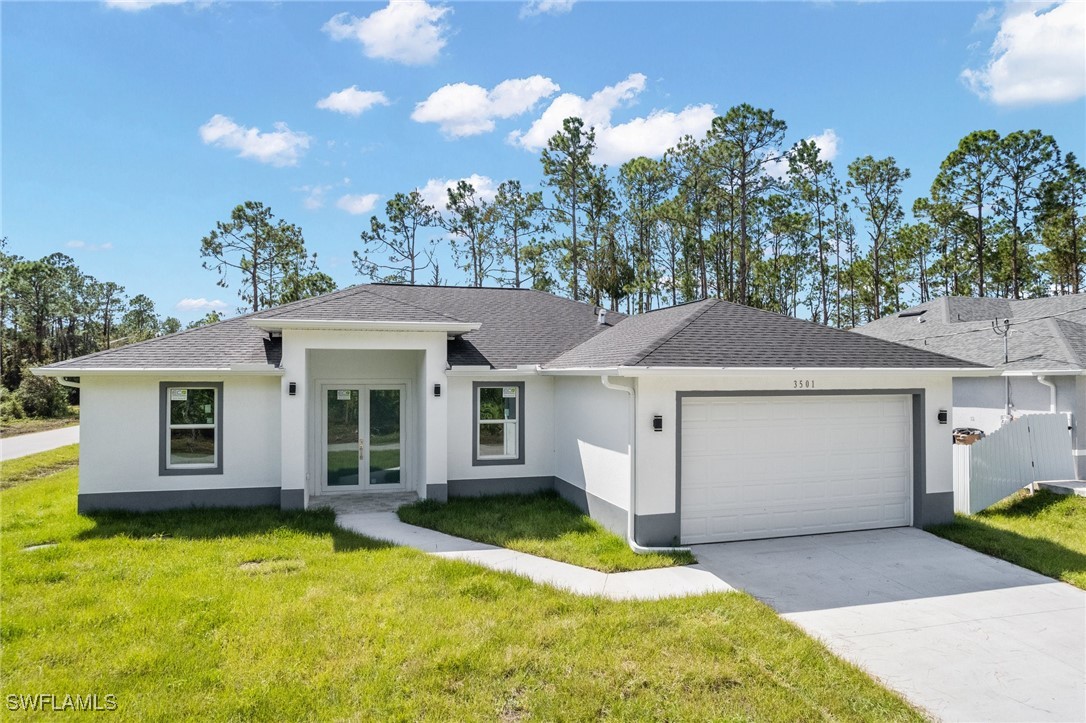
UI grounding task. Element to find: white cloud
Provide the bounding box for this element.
[336,193,381,215]
[176,298,228,312]
[417,174,498,210]
[299,184,333,210]
[103,0,185,11]
[412,75,559,137]
[520,0,575,18]
[66,240,114,251]
[508,73,716,165]
[322,2,451,66]
[199,114,311,167]
[962,1,1086,106]
[316,86,390,117]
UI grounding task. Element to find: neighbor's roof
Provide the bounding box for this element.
[545,298,982,370]
[37,284,624,372]
[855,295,1086,372]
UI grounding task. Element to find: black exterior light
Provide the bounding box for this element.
[937,409,948,424]
[434,383,442,397]
[288,382,297,396]
[652,415,663,432]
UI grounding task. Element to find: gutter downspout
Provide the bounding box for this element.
[601,375,691,555]
[1037,375,1057,413]
[56,376,81,389]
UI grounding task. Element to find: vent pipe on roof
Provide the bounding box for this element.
[597,309,607,326]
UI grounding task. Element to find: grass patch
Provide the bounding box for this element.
[1,444,79,489]
[928,489,1086,590]
[0,448,921,721]
[1,412,79,437]
[398,491,695,572]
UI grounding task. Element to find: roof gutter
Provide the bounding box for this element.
[32,366,285,377]
[600,374,691,556]
[249,319,481,334]
[544,365,992,376]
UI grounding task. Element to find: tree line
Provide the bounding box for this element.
[354,109,1083,328]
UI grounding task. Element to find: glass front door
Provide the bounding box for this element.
[323,385,405,492]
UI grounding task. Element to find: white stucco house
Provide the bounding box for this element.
[856,295,1086,480]
[35,284,985,545]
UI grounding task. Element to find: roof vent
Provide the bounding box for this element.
[597,309,607,326]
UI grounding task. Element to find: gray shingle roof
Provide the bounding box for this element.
[39,284,623,372]
[855,295,1086,371]
[547,299,980,369]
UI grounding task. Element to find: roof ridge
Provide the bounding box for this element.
[625,299,717,366]
[1046,316,1082,367]
[359,285,473,324]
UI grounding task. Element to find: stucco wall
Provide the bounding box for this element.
[953,375,1080,432]
[633,371,955,518]
[551,375,630,511]
[79,374,281,494]
[446,375,555,482]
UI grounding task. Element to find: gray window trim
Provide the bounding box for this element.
[159,381,224,476]
[472,381,525,467]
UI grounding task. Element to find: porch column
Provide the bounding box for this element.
[421,343,449,501]
[280,334,307,510]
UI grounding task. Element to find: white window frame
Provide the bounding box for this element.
[163,384,221,472]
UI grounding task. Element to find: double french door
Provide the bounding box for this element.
[321,384,405,492]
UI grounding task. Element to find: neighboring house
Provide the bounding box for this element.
[35,285,984,546]
[856,295,1086,479]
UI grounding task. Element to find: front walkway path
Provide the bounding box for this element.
[335,511,733,601]
[0,425,79,461]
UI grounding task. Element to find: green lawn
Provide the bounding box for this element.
[928,489,1086,590]
[399,491,695,573]
[1,443,79,490]
[0,449,921,721]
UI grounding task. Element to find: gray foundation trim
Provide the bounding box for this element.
[425,483,448,503]
[78,486,280,514]
[674,389,929,542]
[554,477,628,537]
[448,475,553,497]
[471,381,526,467]
[918,491,954,527]
[634,512,681,547]
[280,489,305,511]
[159,381,224,477]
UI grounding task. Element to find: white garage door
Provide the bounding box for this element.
[680,395,912,544]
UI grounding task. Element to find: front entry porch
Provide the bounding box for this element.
[310,492,419,514]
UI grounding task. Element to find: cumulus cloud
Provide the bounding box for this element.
[103,0,186,11]
[66,240,114,251]
[962,1,1085,106]
[336,193,381,215]
[412,75,560,137]
[299,184,333,210]
[199,114,311,167]
[417,174,498,210]
[322,1,451,66]
[520,0,575,18]
[316,86,390,116]
[176,298,228,312]
[508,73,716,165]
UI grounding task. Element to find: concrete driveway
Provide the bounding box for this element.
[0,425,79,461]
[694,528,1085,723]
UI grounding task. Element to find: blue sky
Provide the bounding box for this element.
[3,0,1084,322]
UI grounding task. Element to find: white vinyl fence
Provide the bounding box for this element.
[953,413,1074,514]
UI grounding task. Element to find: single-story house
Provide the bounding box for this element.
[35,284,986,546]
[855,295,1086,479]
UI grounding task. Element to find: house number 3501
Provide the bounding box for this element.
[793,379,815,389]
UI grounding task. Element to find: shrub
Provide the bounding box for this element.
[15,372,70,418]
[0,388,25,420]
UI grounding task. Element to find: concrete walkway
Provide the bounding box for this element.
[0,425,79,461]
[694,528,1086,723]
[1038,480,1086,497]
[335,511,733,601]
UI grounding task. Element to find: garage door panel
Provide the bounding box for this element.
[680,395,912,544]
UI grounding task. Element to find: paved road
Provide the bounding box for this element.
[0,425,79,461]
[694,528,1085,723]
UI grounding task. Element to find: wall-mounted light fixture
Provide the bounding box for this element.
[434,383,442,398]
[937,409,948,424]
[288,382,297,396]
[652,415,663,432]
